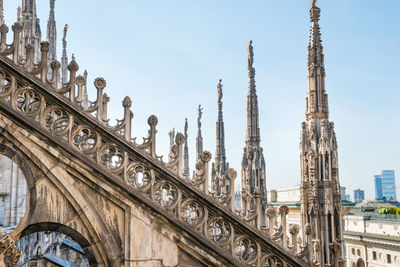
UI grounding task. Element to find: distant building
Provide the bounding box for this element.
[374,175,383,199]
[354,189,365,204]
[345,195,351,201]
[344,213,400,267]
[382,170,396,201]
[266,187,355,234]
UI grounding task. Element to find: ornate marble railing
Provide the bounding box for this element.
[0,22,311,266]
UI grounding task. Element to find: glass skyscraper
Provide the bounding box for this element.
[354,189,365,204]
[382,170,396,201]
[374,175,383,199]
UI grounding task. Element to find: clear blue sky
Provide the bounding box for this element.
[4,1,400,200]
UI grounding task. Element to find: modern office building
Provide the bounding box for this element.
[354,189,365,204]
[382,170,396,201]
[375,175,383,199]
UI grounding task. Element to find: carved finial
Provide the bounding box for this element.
[175,132,185,145]
[247,40,254,70]
[217,79,223,102]
[94,77,106,90]
[122,96,132,108]
[68,54,79,72]
[148,115,158,126]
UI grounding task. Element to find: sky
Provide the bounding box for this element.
[3,0,400,201]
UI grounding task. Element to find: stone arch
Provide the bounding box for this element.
[356,258,365,267]
[0,142,36,236]
[19,222,97,265]
[0,122,124,266]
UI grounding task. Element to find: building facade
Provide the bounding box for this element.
[382,170,396,201]
[344,214,400,267]
[375,175,383,199]
[354,189,365,204]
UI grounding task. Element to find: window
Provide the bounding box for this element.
[387,254,392,264]
[373,251,377,260]
[357,249,361,256]
[352,248,355,255]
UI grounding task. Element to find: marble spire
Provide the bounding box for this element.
[20,0,41,63]
[46,0,57,61]
[82,70,89,108]
[306,0,329,120]
[300,1,344,266]
[0,0,4,25]
[245,40,261,146]
[195,105,203,162]
[22,0,37,17]
[241,41,267,227]
[213,79,228,176]
[183,118,189,175]
[61,24,69,84]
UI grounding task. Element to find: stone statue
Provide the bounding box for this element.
[247,40,254,70]
[217,79,223,102]
[169,128,175,147]
[197,105,203,129]
[62,24,69,47]
[184,118,188,135]
[17,7,21,21]
[311,0,318,7]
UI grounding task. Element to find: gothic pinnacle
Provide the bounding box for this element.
[196,105,203,162]
[0,0,4,25]
[306,0,329,119]
[300,2,343,265]
[215,79,227,175]
[183,118,189,175]
[47,0,57,62]
[22,0,37,17]
[61,24,69,84]
[245,40,260,146]
[241,40,267,226]
[82,70,89,108]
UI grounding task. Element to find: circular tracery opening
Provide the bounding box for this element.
[0,154,27,230]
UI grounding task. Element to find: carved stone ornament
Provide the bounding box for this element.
[0,233,21,267]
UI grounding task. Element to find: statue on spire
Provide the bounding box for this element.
[247,40,254,70]
[311,0,318,7]
[196,105,204,162]
[217,79,223,102]
[62,24,68,47]
[183,118,189,175]
[17,7,21,21]
[197,105,203,130]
